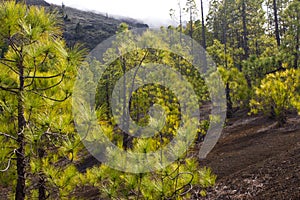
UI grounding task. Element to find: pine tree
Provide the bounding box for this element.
[0,2,84,199]
[281,0,300,69]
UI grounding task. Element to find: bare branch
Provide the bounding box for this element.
[265,67,286,75]
[24,58,38,88]
[169,172,194,198]
[24,52,52,88]
[0,132,17,141]
[0,60,19,75]
[0,58,17,63]
[31,91,71,102]
[37,51,49,68]
[0,157,12,172]
[25,71,65,79]
[0,85,18,94]
[0,149,16,172]
[8,37,22,58]
[27,74,65,92]
[129,51,148,95]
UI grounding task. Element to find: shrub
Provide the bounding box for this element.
[250,68,300,125]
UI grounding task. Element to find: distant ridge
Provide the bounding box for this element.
[16,0,50,6]
[18,0,149,50]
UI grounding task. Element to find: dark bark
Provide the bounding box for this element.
[226,82,233,118]
[179,1,183,43]
[16,63,26,200]
[273,0,281,46]
[200,0,206,51]
[294,20,299,69]
[223,0,232,118]
[121,58,132,150]
[38,148,46,200]
[241,0,249,60]
[223,0,228,66]
[200,0,207,72]
[241,0,252,88]
[189,6,194,52]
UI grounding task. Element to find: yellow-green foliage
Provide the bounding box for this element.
[218,66,249,106]
[80,158,216,200]
[250,68,300,123]
[0,2,85,198]
[77,26,217,200]
[207,40,249,107]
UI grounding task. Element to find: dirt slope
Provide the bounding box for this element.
[195,112,300,199]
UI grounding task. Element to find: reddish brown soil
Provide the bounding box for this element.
[194,111,300,199]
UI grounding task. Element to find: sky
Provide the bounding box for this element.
[45,0,209,27]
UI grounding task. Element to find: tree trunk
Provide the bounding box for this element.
[241,0,249,60]
[16,64,26,200]
[273,0,281,46]
[38,148,46,200]
[226,82,233,118]
[200,0,206,51]
[223,0,233,118]
[294,18,299,69]
[200,0,207,72]
[189,5,194,52]
[121,58,132,150]
[241,0,252,88]
[179,1,183,43]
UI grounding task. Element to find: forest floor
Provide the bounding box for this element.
[194,110,300,199]
[1,110,299,199]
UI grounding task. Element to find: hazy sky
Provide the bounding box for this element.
[45,0,209,27]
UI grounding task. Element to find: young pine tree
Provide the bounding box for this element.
[0,2,85,199]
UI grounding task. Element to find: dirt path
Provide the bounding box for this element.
[196,112,300,199]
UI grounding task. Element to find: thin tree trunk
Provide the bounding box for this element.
[273,0,281,46]
[226,82,233,118]
[294,14,299,69]
[223,0,232,118]
[16,63,26,200]
[241,0,249,60]
[200,0,207,72]
[179,1,183,43]
[241,0,252,88]
[38,148,46,200]
[189,5,194,52]
[121,58,132,150]
[200,0,206,51]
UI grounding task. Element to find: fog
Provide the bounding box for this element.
[45,0,209,28]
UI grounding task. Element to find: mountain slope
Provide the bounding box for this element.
[26,0,148,50]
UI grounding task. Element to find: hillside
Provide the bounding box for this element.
[26,0,148,50]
